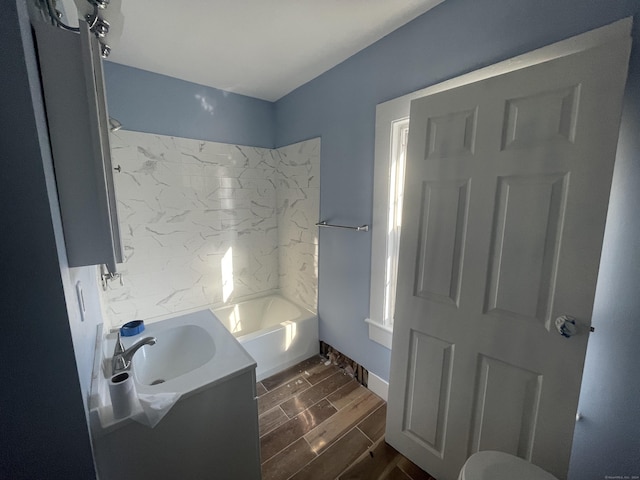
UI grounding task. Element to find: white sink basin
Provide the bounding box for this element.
[91,310,256,433]
[131,324,215,386]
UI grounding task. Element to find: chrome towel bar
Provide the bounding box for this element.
[315,221,369,232]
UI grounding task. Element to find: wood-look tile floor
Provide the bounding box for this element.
[257,356,436,480]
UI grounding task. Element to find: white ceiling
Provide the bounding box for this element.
[104,0,445,101]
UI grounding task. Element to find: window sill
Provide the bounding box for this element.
[365,318,393,350]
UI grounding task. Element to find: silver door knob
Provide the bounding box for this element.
[555,315,577,338]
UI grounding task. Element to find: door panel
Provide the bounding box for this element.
[403,331,454,458]
[387,36,631,480]
[501,85,579,150]
[425,108,478,159]
[415,180,470,307]
[484,173,568,325]
[468,355,542,459]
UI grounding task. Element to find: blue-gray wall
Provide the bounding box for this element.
[1,1,95,478]
[273,0,640,477]
[103,62,276,148]
[570,17,640,478]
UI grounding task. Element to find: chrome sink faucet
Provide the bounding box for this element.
[112,332,157,376]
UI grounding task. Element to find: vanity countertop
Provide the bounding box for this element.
[89,309,256,432]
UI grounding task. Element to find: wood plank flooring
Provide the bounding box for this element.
[258,356,435,480]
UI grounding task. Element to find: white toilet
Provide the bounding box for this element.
[458,451,559,480]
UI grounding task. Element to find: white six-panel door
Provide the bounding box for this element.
[386,37,631,480]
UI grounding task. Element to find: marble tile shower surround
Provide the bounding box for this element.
[276,138,320,312]
[103,130,319,327]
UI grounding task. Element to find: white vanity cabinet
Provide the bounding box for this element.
[89,310,262,479]
[92,368,262,480]
[33,20,122,272]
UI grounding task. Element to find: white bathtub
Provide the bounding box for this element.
[212,295,319,381]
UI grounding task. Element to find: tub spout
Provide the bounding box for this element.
[112,332,156,375]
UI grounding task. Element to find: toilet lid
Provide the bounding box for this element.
[459,451,559,480]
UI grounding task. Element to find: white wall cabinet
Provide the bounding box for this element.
[33,20,122,272]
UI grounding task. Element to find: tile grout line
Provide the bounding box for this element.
[283,395,326,419]
[260,393,338,465]
[260,397,344,464]
[338,435,402,480]
[324,379,367,410]
[261,358,333,393]
[355,425,375,445]
[280,437,317,480]
[325,397,339,411]
[284,428,362,480]
[261,433,319,468]
[263,375,309,394]
[259,375,313,415]
[333,428,379,480]
[303,390,383,455]
[397,458,432,480]
[352,402,385,440]
[258,405,288,439]
[281,374,351,419]
[260,395,337,464]
[310,417,373,457]
[332,387,376,412]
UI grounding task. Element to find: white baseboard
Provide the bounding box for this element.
[367,371,389,402]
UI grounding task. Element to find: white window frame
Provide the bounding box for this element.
[366,119,408,349]
[366,16,632,350]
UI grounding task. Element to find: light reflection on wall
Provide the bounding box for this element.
[222,246,234,302]
[228,304,242,334]
[194,93,216,115]
[314,236,319,280]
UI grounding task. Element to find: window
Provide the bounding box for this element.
[383,120,408,328]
